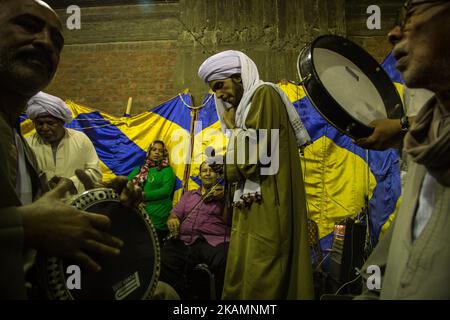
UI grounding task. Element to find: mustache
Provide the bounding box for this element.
[15,49,54,73]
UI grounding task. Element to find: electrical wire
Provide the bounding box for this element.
[333,274,362,296]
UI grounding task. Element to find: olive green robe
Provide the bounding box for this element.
[222,85,314,299]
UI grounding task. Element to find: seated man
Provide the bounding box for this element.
[160,162,230,299]
[26,92,102,194]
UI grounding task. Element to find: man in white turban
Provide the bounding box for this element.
[198,50,314,299]
[26,91,102,194]
[25,91,73,124]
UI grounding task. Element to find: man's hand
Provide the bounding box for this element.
[167,214,180,237]
[104,176,144,208]
[20,179,123,272]
[223,107,236,129]
[75,169,143,207]
[48,176,76,194]
[353,119,403,151]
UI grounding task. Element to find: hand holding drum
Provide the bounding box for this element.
[297,35,404,141]
[75,169,144,208]
[34,170,159,299]
[21,178,123,273]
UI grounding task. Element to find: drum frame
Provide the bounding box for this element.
[38,188,160,300]
[297,35,404,139]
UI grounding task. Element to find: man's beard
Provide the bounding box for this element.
[232,81,244,107]
[0,49,52,95]
[0,50,15,85]
[405,59,450,92]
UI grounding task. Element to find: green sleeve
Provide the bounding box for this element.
[144,167,176,201]
[128,167,140,180]
[226,85,281,182]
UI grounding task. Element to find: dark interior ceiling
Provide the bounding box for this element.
[45,0,178,9]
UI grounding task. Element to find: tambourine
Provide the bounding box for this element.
[297,35,404,139]
[37,188,160,300]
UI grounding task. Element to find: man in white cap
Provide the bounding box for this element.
[198,50,314,299]
[26,91,102,193]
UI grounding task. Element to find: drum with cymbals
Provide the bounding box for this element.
[37,188,160,300]
[297,35,404,139]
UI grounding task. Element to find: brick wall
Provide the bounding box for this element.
[177,0,347,99]
[45,0,403,116]
[347,0,403,62]
[349,36,393,64]
[47,41,177,116]
[46,3,182,116]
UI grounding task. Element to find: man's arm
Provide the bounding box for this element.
[353,117,415,151]
[225,85,281,182]
[75,170,143,208]
[354,86,433,151]
[18,179,123,272]
[166,212,180,236]
[166,192,189,235]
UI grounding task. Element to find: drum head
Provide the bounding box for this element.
[297,35,404,139]
[38,188,160,300]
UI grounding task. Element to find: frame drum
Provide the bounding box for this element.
[38,188,160,300]
[297,35,404,139]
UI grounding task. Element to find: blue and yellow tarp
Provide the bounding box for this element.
[21,94,196,203]
[20,52,404,262]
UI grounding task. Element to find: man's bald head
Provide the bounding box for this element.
[0,0,63,99]
[0,0,58,19]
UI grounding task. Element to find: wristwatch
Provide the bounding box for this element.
[400,116,409,132]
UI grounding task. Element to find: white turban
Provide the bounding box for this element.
[198,50,242,83]
[26,91,73,123]
[199,49,311,149]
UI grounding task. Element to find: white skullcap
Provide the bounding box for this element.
[198,50,242,83]
[26,91,73,123]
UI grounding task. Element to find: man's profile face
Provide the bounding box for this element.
[34,115,65,144]
[0,0,64,97]
[390,1,450,91]
[209,76,244,107]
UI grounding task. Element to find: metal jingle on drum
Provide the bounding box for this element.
[37,188,160,300]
